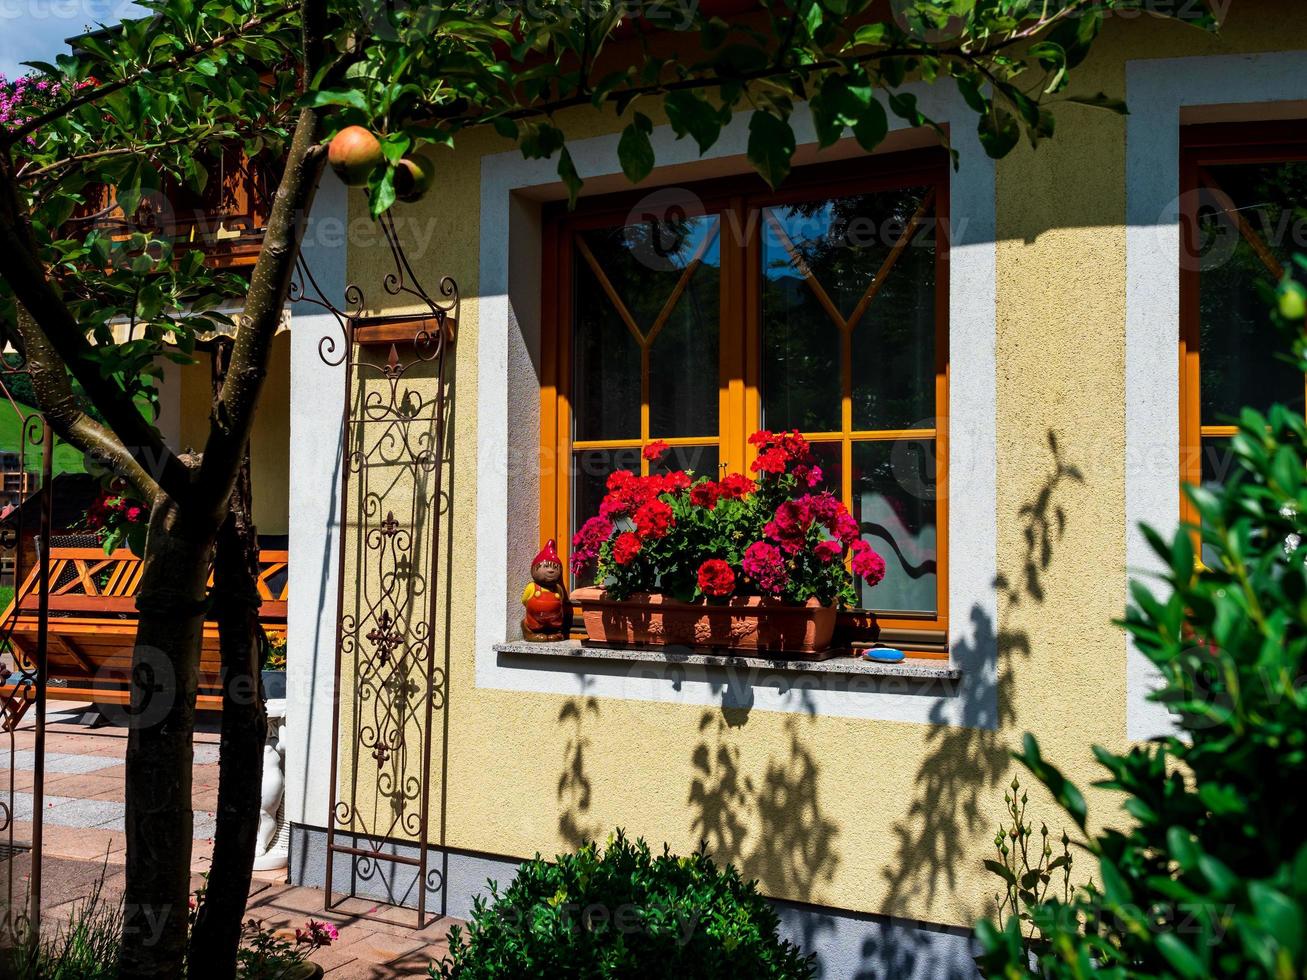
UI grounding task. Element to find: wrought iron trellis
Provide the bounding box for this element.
[0,360,51,949]
[298,211,457,928]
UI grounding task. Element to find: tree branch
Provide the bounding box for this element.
[0,151,193,500]
[12,309,162,502]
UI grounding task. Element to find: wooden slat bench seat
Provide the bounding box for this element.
[0,547,288,711]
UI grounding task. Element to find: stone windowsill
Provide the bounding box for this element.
[493,639,961,681]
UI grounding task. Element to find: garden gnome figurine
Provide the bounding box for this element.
[522,539,570,641]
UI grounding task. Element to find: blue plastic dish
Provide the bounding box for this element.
[862,648,906,664]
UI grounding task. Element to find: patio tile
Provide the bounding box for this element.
[44,796,125,829]
[6,750,121,773]
[43,772,125,800]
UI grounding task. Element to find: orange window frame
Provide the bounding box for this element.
[1179,121,1307,531]
[541,151,950,639]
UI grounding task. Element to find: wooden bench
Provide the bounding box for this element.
[0,547,287,711]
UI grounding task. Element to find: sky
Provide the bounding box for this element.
[0,0,138,79]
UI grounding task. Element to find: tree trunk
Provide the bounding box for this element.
[188,343,268,979]
[118,500,214,979]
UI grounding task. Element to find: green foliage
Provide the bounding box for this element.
[310,0,1216,213]
[434,831,813,980]
[977,256,1307,978]
[983,776,1078,962]
[0,865,122,980]
[1,0,1215,443]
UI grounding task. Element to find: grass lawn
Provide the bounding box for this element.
[0,401,87,475]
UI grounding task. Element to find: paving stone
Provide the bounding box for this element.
[43,771,124,800]
[43,796,125,829]
[7,750,121,773]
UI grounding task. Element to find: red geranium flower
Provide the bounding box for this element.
[642,440,670,462]
[613,532,642,565]
[689,481,720,509]
[697,559,736,598]
[752,447,788,475]
[717,473,756,499]
[633,499,674,540]
[662,470,691,492]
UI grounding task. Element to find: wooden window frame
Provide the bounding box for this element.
[541,151,950,645]
[1179,121,1307,530]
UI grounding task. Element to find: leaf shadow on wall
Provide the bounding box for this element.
[557,690,604,848]
[860,431,1081,979]
[686,686,840,908]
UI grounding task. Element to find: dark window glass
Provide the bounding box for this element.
[1196,162,1307,421]
[851,439,938,614]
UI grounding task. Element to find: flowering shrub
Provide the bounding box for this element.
[83,486,148,555]
[571,430,884,606]
[0,73,95,146]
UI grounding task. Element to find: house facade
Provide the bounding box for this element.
[280,5,1307,975]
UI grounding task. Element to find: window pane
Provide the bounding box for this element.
[760,285,841,431]
[649,234,721,438]
[652,444,719,480]
[573,257,641,441]
[851,439,938,614]
[761,188,936,433]
[1197,437,1237,569]
[851,203,936,430]
[806,441,843,496]
[1197,162,1307,421]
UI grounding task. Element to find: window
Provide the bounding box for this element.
[542,152,949,638]
[1180,122,1307,544]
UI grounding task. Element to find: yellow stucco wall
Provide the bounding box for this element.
[339,4,1306,929]
[175,332,291,536]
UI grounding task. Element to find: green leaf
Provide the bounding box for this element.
[983,859,1016,885]
[978,106,1020,159]
[370,168,396,220]
[557,147,582,209]
[617,112,655,184]
[747,110,795,189]
[1016,733,1087,831]
[664,91,723,155]
[1156,933,1207,979]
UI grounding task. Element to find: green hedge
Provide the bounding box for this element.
[435,832,813,980]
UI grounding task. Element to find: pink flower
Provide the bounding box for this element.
[850,539,886,586]
[296,919,338,948]
[764,499,812,554]
[814,539,842,564]
[742,541,787,595]
[570,516,613,574]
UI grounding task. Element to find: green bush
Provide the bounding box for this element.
[435,831,813,979]
[977,260,1307,977]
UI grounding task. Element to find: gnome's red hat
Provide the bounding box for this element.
[533,540,561,567]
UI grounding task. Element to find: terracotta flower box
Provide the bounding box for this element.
[571,585,838,660]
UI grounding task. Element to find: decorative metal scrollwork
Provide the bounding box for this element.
[312,210,458,928]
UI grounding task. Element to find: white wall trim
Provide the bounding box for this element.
[286,171,350,827]
[1124,50,1307,741]
[476,90,999,727]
